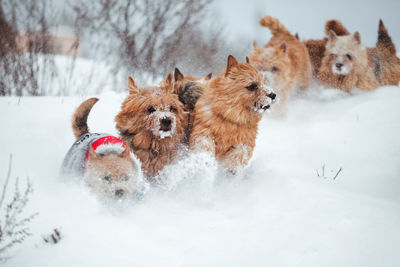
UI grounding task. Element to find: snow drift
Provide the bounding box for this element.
[0,85,400,267]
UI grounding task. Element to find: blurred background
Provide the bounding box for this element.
[0,0,398,96]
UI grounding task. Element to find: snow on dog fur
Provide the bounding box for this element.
[115,74,187,180]
[190,55,276,174]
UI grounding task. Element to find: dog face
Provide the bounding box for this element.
[325,31,366,76]
[85,147,137,200]
[249,43,291,90]
[210,55,276,123]
[116,75,186,145]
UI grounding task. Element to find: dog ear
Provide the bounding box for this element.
[246,56,250,63]
[127,77,139,95]
[353,32,361,44]
[88,146,101,160]
[279,43,287,53]
[253,40,259,49]
[119,145,130,158]
[328,30,337,42]
[225,55,239,76]
[205,73,212,80]
[174,68,184,82]
[295,33,299,40]
[163,72,174,93]
[166,72,173,84]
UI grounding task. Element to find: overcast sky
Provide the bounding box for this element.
[212,0,400,50]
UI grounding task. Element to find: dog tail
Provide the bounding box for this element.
[325,20,350,36]
[259,16,291,36]
[72,97,99,139]
[376,19,396,55]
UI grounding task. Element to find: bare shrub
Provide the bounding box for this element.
[1,0,229,95]
[71,0,227,84]
[0,0,58,96]
[0,155,38,263]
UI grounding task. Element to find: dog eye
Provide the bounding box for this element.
[271,66,278,73]
[246,83,258,91]
[103,175,110,182]
[346,54,352,60]
[170,106,177,112]
[147,106,156,113]
[124,175,129,181]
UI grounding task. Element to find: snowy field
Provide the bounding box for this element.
[1,83,400,266]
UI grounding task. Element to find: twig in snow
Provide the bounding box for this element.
[316,164,343,180]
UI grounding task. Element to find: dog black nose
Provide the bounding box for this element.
[336,63,343,69]
[115,189,124,198]
[268,92,276,100]
[161,118,172,127]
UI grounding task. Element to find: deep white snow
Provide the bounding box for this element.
[1,83,400,266]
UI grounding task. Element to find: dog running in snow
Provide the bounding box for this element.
[60,98,139,200]
[115,74,187,180]
[189,55,276,174]
[304,19,400,87]
[249,16,312,117]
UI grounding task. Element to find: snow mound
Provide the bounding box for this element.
[1,85,400,267]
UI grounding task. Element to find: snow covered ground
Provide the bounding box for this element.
[1,83,400,266]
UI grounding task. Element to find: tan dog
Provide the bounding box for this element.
[367,20,400,86]
[115,74,187,179]
[189,55,276,173]
[61,98,138,200]
[304,20,350,77]
[317,29,379,91]
[249,16,311,116]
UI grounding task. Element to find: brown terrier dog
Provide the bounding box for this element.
[303,20,350,77]
[249,16,311,117]
[115,74,187,180]
[189,55,276,173]
[317,30,379,92]
[61,98,139,200]
[367,20,400,86]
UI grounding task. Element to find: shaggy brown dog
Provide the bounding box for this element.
[115,74,187,179]
[367,20,400,86]
[189,55,276,173]
[249,16,311,116]
[61,98,138,200]
[304,20,350,77]
[317,30,379,91]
